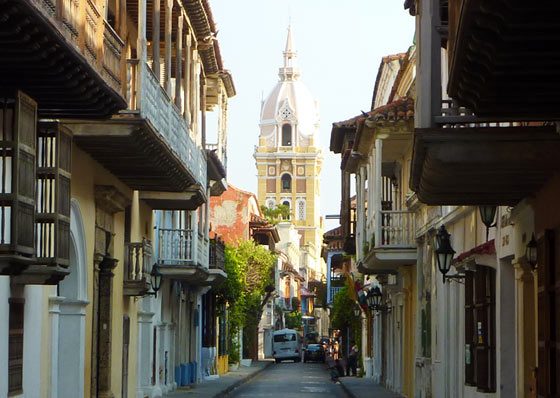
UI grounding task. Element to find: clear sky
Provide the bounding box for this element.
[209,1,415,231]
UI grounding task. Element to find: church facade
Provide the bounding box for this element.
[254,26,325,287]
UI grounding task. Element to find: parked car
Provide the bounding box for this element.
[304,344,325,363]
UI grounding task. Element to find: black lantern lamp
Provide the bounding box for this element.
[149,263,163,297]
[526,233,538,270]
[479,205,498,242]
[435,225,464,283]
[366,286,389,313]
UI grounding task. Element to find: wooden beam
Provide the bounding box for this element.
[164,0,172,94]
[175,14,183,107]
[152,0,161,80]
[183,31,190,121]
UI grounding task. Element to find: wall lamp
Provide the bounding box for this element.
[526,233,537,270]
[479,205,497,242]
[435,225,464,284]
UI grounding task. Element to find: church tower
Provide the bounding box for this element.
[254,26,324,280]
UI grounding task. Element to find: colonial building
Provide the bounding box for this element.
[0,0,233,397]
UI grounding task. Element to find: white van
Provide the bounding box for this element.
[272,329,301,363]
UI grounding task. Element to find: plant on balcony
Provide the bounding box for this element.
[215,240,276,363]
[260,204,291,225]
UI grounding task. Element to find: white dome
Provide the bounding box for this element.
[259,26,319,145]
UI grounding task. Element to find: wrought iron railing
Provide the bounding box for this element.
[158,228,194,264]
[209,237,225,271]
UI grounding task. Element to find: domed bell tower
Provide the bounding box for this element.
[254,26,323,278]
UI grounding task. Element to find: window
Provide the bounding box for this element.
[282,124,292,146]
[8,299,24,396]
[464,266,495,392]
[282,201,291,220]
[297,199,306,221]
[281,174,292,192]
[266,199,276,209]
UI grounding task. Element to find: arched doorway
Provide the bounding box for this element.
[56,199,88,398]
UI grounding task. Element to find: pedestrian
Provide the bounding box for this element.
[346,342,358,376]
[333,340,340,360]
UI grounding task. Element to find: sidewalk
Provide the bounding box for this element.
[164,360,273,398]
[339,376,403,398]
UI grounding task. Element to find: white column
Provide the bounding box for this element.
[49,296,64,398]
[374,139,383,247]
[56,298,89,398]
[137,300,155,398]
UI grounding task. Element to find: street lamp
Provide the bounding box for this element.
[149,263,162,297]
[479,205,497,242]
[435,225,463,284]
[366,286,390,313]
[526,233,538,270]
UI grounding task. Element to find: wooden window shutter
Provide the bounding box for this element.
[474,266,496,393]
[537,229,555,397]
[36,122,72,268]
[8,299,24,395]
[0,92,36,263]
[465,270,475,385]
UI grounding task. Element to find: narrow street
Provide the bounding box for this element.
[227,362,346,398]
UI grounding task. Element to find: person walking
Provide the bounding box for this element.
[346,343,358,376]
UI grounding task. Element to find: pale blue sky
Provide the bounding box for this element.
[209,1,415,231]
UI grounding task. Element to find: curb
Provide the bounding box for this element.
[338,380,356,398]
[213,361,274,398]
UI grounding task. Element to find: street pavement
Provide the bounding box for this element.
[163,359,402,398]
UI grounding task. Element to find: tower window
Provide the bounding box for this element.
[282,124,292,146]
[297,199,306,221]
[282,201,291,220]
[281,174,292,192]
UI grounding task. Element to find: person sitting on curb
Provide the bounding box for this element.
[328,361,341,384]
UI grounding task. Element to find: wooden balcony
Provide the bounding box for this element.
[0,0,126,118]
[123,239,153,296]
[206,145,227,197]
[157,227,208,282]
[66,59,207,203]
[410,101,560,205]
[447,0,560,118]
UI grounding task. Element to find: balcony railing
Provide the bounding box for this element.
[158,228,194,265]
[124,239,153,283]
[379,210,416,248]
[35,0,125,94]
[209,237,225,271]
[329,286,344,302]
[125,60,206,188]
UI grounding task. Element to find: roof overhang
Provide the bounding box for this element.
[410,125,560,205]
[447,0,560,117]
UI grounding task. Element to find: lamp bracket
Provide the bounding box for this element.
[443,273,466,284]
